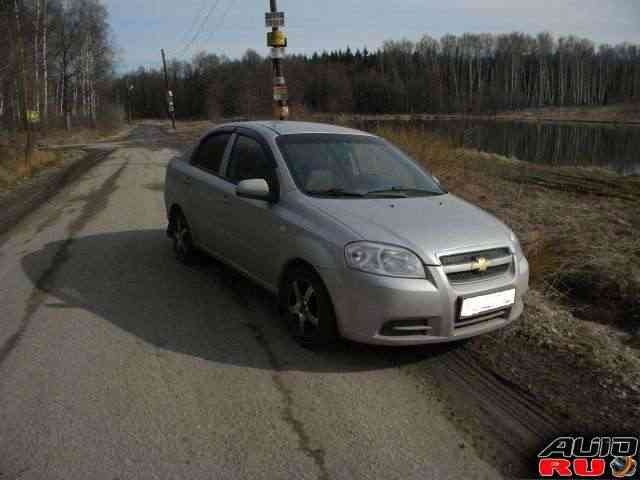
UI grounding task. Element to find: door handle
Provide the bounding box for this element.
[222,195,231,204]
[182,176,192,185]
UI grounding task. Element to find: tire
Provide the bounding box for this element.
[171,210,197,265]
[280,266,339,348]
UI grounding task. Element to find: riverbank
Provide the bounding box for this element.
[374,126,640,433]
[493,102,640,124]
[309,102,640,126]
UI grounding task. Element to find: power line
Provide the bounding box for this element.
[123,0,238,73]
[132,0,213,71]
[198,0,238,48]
[175,0,210,46]
[172,0,223,59]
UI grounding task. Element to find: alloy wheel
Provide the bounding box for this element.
[173,214,192,261]
[287,279,319,336]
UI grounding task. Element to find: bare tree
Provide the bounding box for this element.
[9,0,34,174]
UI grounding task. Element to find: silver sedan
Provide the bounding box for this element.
[164,121,529,346]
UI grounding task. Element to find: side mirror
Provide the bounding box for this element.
[236,178,272,201]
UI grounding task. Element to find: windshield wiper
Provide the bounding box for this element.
[365,187,443,197]
[306,188,365,198]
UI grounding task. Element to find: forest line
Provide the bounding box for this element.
[118,32,640,120]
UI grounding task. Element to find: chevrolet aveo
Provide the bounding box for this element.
[164,121,529,346]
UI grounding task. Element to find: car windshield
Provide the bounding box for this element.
[276,134,445,198]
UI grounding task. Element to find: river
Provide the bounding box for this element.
[360,119,640,176]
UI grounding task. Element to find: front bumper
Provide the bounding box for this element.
[319,255,529,346]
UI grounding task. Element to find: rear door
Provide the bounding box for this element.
[187,130,233,255]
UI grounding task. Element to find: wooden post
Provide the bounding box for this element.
[161,49,176,130]
[127,84,133,124]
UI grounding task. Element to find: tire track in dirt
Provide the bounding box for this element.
[419,348,566,476]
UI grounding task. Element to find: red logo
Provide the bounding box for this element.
[538,437,638,478]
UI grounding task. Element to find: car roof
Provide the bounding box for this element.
[215,121,375,138]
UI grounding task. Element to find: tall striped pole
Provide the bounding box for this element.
[266,1,289,120]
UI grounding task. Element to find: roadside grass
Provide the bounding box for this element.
[0,123,125,195]
[374,125,640,432]
[0,143,64,193]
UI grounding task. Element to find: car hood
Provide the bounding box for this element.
[307,194,512,265]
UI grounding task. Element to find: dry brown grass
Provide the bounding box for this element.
[0,145,64,192]
[0,123,126,194]
[42,124,124,146]
[374,125,640,432]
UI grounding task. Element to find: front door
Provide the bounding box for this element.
[222,132,283,286]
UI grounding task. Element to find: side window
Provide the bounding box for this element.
[192,133,231,174]
[226,135,275,185]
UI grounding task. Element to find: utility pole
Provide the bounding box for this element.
[127,84,134,124]
[266,0,289,120]
[161,48,176,130]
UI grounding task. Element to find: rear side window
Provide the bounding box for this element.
[192,133,231,174]
[226,135,275,184]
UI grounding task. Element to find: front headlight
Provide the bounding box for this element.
[344,242,426,278]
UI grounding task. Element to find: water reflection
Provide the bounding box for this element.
[362,119,640,176]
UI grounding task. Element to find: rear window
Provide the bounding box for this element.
[192,133,231,173]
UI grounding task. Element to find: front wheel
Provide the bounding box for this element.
[281,266,339,348]
[171,210,197,265]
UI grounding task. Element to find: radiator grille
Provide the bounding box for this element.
[440,247,513,284]
[440,248,510,266]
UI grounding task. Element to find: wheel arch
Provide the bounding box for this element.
[278,258,319,299]
[277,258,341,317]
[277,257,341,343]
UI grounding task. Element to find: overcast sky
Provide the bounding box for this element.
[106,0,640,72]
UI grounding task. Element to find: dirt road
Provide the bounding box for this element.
[0,124,557,479]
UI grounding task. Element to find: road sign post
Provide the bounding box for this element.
[265,11,285,28]
[161,48,176,130]
[26,110,40,124]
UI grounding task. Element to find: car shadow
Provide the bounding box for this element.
[21,229,462,373]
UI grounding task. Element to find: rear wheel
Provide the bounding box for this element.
[281,266,339,347]
[172,210,196,265]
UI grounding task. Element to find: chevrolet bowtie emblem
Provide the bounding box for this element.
[471,257,489,272]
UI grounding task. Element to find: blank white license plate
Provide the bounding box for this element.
[460,289,516,318]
